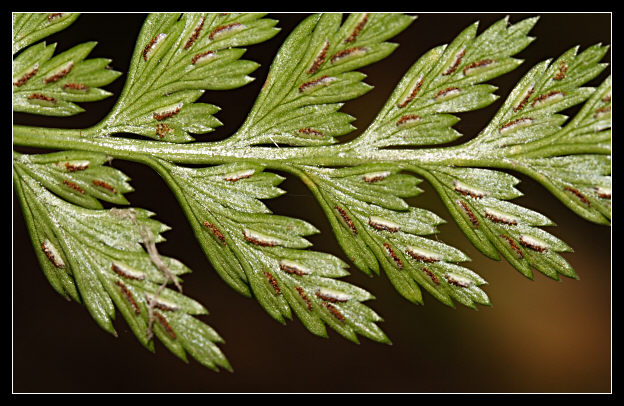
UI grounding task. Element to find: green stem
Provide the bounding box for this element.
[505,141,611,159]
[13,124,492,168]
[13,123,609,178]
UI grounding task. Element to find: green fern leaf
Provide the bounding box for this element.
[13,151,133,209]
[13,164,231,371]
[12,41,121,116]
[468,44,609,148]
[230,13,415,147]
[298,164,490,308]
[152,159,389,343]
[414,165,576,280]
[12,13,80,54]
[385,37,610,280]
[96,13,280,143]
[503,77,612,224]
[11,13,611,378]
[355,16,538,148]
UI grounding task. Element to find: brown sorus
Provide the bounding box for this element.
[330,47,367,64]
[499,117,533,133]
[453,180,485,199]
[602,94,611,103]
[500,234,523,258]
[44,62,74,84]
[243,231,277,247]
[63,179,84,194]
[295,286,313,311]
[64,161,89,172]
[564,186,591,206]
[63,83,89,91]
[209,23,243,40]
[383,242,403,268]
[223,170,255,182]
[363,176,384,184]
[298,128,325,138]
[13,66,38,87]
[48,13,64,21]
[322,302,346,323]
[593,105,611,118]
[202,221,226,245]
[396,114,421,126]
[191,50,215,65]
[184,15,205,49]
[299,75,334,93]
[143,35,162,61]
[594,187,611,199]
[362,172,390,183]
[280,262,307,276]
[514,86,534,112]
[153,105,181,121]
[405,248,440,263]
[92,179,117,194]
[307,40,330,74]
[484,210,518,226]
[154,311,177,339]
[442,48,466,76]
[368,218,400,233]
[263,270,281,295]
[151,298,178,312]
[114,280,140,315]
[519,236,548,253]
[345,13,369,43]
[458,200,479,228]
[463,59,494,75]
[434,86,461,100]
[41,241,65,268]
[335,205,357,235]
[553,60,568,80]
[111,263,145,281]
[531,90,565,107]
[156,123,170,138]
[445,273,472,288]
[28,93,56,103]
[397,76,423,108]
[422,267,440,285]
[315,289,349,303]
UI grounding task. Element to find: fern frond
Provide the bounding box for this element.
[279,17,543,305]
[97,13,280,142]
[13,151,133,209]
[403,45,610,278]
[515,155,611,225]
[297,164,490,308]
[151,159,389,343]
[502,77,612,224]
[12,13,611,380]
[12,40,121,116]
[13,163,231,371]
[12,12,80,54]
[467,44,609,148]
[412,165,577,280]
[230,13,415,147]
[355,16,538,148]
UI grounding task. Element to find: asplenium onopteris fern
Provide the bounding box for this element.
[12,12,611,373]
[14,151,231,371]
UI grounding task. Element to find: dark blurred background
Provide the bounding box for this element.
[13,12,611,393]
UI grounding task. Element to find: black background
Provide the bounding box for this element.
[13,12,611,393]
